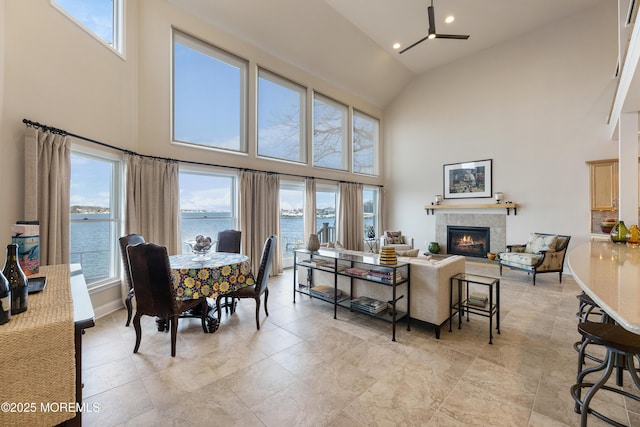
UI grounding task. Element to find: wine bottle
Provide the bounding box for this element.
[3,244,28,314]
[0,271,10,324]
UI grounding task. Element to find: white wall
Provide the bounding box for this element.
[384,2,620,254]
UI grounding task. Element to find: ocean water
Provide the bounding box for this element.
[71,213,372,283]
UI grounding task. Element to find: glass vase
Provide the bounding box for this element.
[610,220,628,244]
[626,224,640,247]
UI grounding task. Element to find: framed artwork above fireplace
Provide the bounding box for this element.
[444,159,492,199]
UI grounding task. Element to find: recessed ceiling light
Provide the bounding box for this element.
[393,42,401,50]
[445,15,455,24]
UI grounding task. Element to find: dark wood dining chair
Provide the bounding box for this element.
[216,235,277,330]
[216,229,242,313]
[216,229,241,253]
[119,234,145,327]
[126,242,208,357]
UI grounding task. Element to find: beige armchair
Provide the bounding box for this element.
[379,230,414,252]
[498,233,571,286]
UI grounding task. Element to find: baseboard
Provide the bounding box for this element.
[93,300,125,319]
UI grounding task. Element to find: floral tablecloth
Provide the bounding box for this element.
[169,253,255,301]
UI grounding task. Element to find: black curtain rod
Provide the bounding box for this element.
[23,118,382,188]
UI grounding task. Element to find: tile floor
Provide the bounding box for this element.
[81,262,640,426]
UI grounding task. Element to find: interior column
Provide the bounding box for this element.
[618,112,639,224]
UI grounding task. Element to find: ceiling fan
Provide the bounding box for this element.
[399,0,470,54]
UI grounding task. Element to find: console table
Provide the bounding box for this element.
[293,249,410,341]
[0,264,94,427]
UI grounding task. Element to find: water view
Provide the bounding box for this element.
[71,212,373,283]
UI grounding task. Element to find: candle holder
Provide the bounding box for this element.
[494,192,503,204]
[434,195,442,205]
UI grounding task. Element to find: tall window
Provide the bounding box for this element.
[258,69,306,163]
[353,110,380,176]
[316,184,338,243]
[313,93,348,171]
[70,151,122,286]
[363,187,380,238]
[179,170,237,254]
[173,30,248,152]
[52,0,124,54]
[279,181,305,267]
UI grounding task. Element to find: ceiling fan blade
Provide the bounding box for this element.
[399,35,430,54]
[427,5,436,34]
[434,34,470,40]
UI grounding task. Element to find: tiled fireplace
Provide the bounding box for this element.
[435,213,506,257]
[447,226,490,258]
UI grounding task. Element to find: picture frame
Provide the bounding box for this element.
[443,159,492,199]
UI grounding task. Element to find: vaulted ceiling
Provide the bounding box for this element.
[168,0,606,108]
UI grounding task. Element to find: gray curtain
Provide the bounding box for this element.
[24,127,70,265]
[124,154,180,252]
[239,171,281,276]
[304,178,317,241]
[337,182,364,251]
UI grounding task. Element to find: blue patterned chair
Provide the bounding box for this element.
[498,233,571,286]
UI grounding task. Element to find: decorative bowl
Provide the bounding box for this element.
[185,235,214,261]
[600,218,617,234]
[487,252,497,261]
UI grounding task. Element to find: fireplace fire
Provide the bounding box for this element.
[447,226,490,258]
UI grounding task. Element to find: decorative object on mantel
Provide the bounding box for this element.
[443,159,492,199]
[627,224,640,247]
[433,194,442,205]
[494,192,503,204]
[306,234,320,251]
[610,220,628,244]
[424,202,517,215]
[600,217,617,234]
[428,242,440,254]
[379,246,397,265]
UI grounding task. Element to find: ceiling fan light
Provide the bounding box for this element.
[428,33,436,39]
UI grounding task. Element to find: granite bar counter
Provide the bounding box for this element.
[568,240,640,334]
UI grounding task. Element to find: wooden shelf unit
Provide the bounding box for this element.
[424,202,518,215]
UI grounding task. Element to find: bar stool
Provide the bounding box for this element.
[574,293,609,365]
[570,321,640,427]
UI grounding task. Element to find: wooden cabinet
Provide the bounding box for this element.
[588,159,618,210]
[586,158,640,234]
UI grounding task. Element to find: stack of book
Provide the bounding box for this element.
[351,296,387,314]
[299,258,330,268]
[367,268,402,283]
[345,267,369,277]
[310,285,343,301]
[379,246,397,265]
[324,263,346,272]
[467,293,488,308]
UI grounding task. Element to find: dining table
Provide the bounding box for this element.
[568,240,640,334]
[165,252,255,333]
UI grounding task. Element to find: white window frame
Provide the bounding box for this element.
[70,145,123,289]
[257,68,307,164]
[363,186,380,238]
[51,0,125,57]
[353,110,380,177]
[172,29,248,154]
[312,92,349,171]
[178,166,239,254]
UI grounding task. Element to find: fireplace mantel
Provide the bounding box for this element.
[425,202,517,215]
